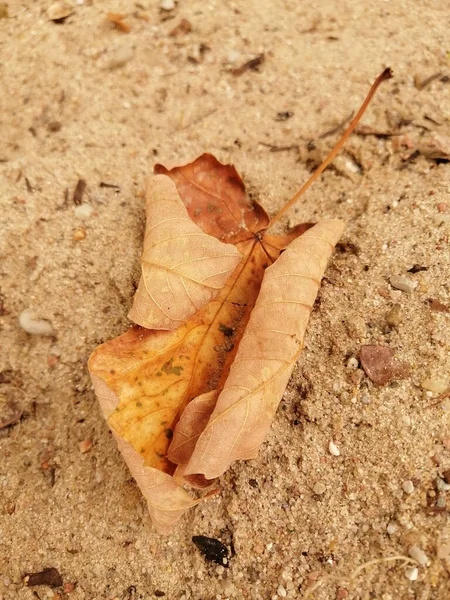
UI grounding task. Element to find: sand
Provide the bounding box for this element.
[1,1,450,599]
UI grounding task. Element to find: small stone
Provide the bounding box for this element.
[72,228,86,241]
[436,494,446,508]
[408,545,429,566]
[421,377,449,394]
[74,203,94,219]
[401,414,411,426]
[47,1,73,22]
[405,566,418,581]
[79,439,92,453]
[48,121,62,132]
[347,357,359,370]
[192,536,229,566]
[436,476,450,492]
[360,345,410,386]
[361,394,371,404]
[386,521,398,535]
[389,275,417,294]
[385,304,403,328]
[277,585,287,598]
[160,0,175,10]
[105,45,134,69]
[215,565,225,576]
[402,480,414,494]
[19,309,55,336]
[26,568,63,588]
[313,482,326,495]
[442,469,450,484]
[336,589,348,600]
[328,441,340,456]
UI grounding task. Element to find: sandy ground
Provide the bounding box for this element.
[1,1,450,599]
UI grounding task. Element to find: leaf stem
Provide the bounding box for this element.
[268,68,393,229]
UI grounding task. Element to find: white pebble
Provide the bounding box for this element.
[74,203,93,219]
[436,476,450,492]
[160,0,175,10]
[405,566,418,581]
[386,521,398,535]
[408,545,429,566]
[389,275,417,294]
[421,377,449,394]
[277,585,287,598]
[347,357,359,370]
[361,394,371,404]
[328,441,340,456]
[19,309,55,336]
[402,480,414,494]
[401,414,411,426]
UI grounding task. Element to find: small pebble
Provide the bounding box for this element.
[436,494,446,508]
[390,275,417,294]
[74,203,93,219]
[408,545,429,566]
[405,566,418,581]
[160,0,175,10]
[47,1,73,21]
[402,480,414,494]
[105,45,134,69]
[328,441,340,456]
[386,521,398,535]
[361,394,371,404]
[277,585,287,598]
[72,228,86,241]
[436,476,450,492]
[385,304,403,328]
[79,439,92,453]
[401,414,411,427]
[19,309,55,337]
[421,377,449,394]
[313,482,326,495]
[347,357,359,370]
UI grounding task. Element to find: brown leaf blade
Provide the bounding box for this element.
[91,373,212,533]
[155,154,270,241]
[181,220,344,480]
[128,175,242,330]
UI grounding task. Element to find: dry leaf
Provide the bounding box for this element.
[181,220,344,480]
[89,70,392,531]
[128,175,242,330]
[89,161,343,526]
[91,373,215,533]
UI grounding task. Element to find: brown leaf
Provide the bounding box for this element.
[182,221,344,479]
[359,345,410,386]
[128,176,242,330]
[155,154,270,241]
[26,567,63,587]
[89,158,343,532]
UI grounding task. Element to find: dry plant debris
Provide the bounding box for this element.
[88,69,393,533]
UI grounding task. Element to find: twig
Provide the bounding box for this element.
[319,111,354,139]
[232,54,265,76]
